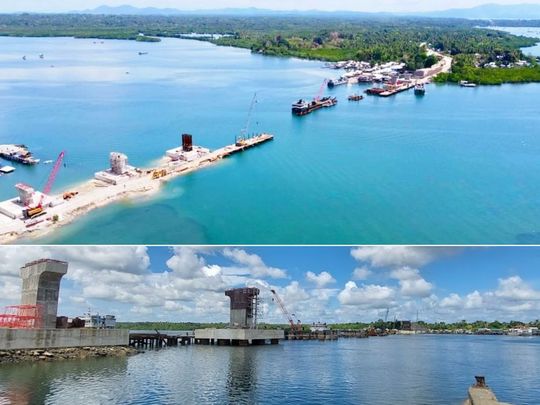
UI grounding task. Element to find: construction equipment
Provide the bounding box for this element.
[62,191,78,200]
[315,79,328,101]
[152,169,167,179]
[270,289,302,335]
[236,93,257,146]
[22,151,65,219]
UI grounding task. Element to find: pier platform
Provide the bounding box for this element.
[0,328,128,350]
[463,377,511,405]
[129,331,194,348]
[194,328,284,346]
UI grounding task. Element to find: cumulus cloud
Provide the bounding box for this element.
[338,282,395,308]
[222,248,287,278]
[494,276,540,301]
[305,271,336,288]
[352,266,372,280]
[388,267,434,298]
[351,246,457,269]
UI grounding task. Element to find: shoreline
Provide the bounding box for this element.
[0,346,138,364]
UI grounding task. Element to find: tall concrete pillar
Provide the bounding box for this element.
[225,287,260,329]
[20,259,68,329]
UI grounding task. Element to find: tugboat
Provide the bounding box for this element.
[348,94,364,101]
[414,83,426,96]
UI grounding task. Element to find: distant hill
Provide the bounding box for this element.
[423,3,540,19]
[76,3,540,19]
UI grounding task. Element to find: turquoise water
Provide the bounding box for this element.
[1,37,540,244]
[1,335,539,404]
[490,27,540,57]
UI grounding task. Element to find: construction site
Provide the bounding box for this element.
[0,131,273,244]
[0,258,128,350]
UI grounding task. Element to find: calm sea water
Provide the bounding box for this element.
[0,335,539,404]
[490,27,540,56]
[1,36,540,244]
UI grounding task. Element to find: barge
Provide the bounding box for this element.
[0,145,40,165]
[327,77,348,88]
[291,97,338,116]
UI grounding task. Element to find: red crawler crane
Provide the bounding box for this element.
[270,289,302,336]
[315,79,328,101]
[23,151,65,219]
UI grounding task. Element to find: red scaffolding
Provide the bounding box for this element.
[0,305,43,329]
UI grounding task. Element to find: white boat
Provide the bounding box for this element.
[460,80,477,88]
[0,165,15,174]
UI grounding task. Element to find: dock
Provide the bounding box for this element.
[129,331,194,348]
[464,376,511,405]
[0,133,274,244]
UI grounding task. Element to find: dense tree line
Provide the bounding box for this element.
[0,14,538,81]
[117,319,540,332]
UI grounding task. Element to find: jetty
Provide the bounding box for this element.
[0,133,273,244]
[129,331,194,348]
[464,376,511,405]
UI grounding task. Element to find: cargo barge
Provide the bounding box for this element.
[291,97,338,116]
[0,145,40,165]
[327,77,348,88]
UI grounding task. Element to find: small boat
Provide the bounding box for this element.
[414,83,426,95]
[39,54,44,59]
[460,80,477,88]
[348,94,364,101]
[43,160,54,164]
[22,56,26,61]
[0,165,15,174]
[138,52,148,55]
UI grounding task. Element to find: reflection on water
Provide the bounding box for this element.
[1,336,539,404]
[226,347,256,404]
[0,356,129,405]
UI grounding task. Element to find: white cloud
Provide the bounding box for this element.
[351,246,457,269]
[305,271,336,288]
[338,281,395,308]
[222,248,287,278]
[494,276,540,301]
[352,266,372,280]
[388,267,434,298]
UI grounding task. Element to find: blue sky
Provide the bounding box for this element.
[1,1,535,13]
[1,246,539,324]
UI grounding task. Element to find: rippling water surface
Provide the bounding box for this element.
[1,37,540,244]
[0,335,539,404]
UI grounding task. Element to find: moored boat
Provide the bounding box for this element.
[414,83,426,95]
[348,94,364,101]
[327,77,348,88]
[460,80,477,88]
[0,144,40,165]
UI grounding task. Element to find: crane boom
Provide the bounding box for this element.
[315,79,328,101]
[240,92,257,139]
[38,151,65,207]
[270,289,302,334]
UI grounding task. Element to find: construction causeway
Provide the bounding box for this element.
[0,133,273,244]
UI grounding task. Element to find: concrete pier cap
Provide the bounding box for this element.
[20,259,68,329]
